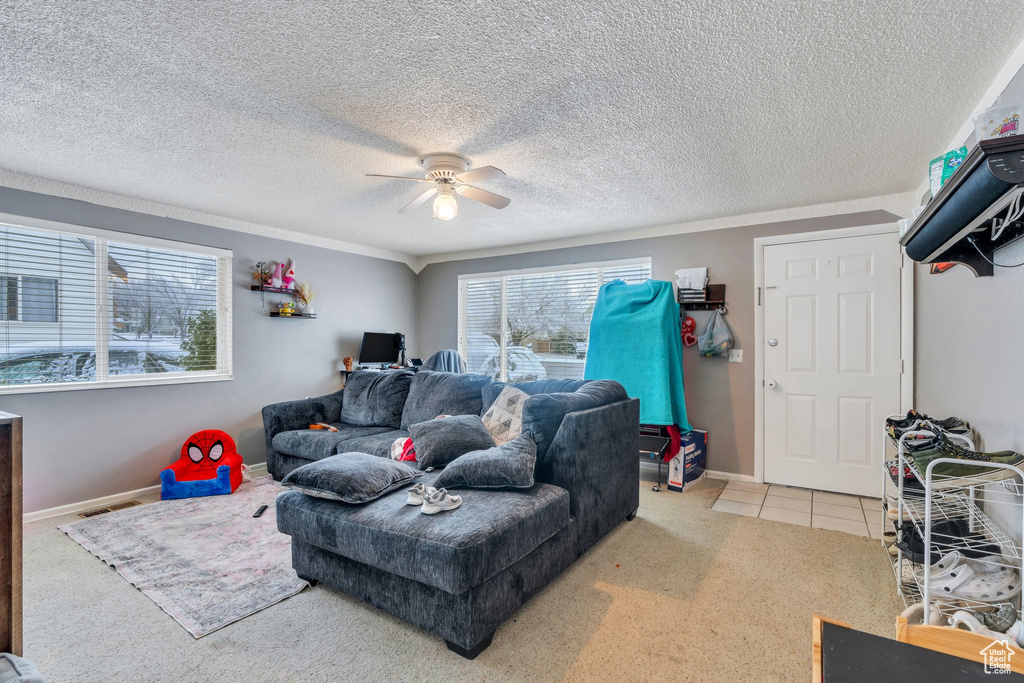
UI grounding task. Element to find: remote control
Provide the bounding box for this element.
[253,504,268,518]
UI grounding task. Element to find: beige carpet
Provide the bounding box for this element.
[24,472,901,682]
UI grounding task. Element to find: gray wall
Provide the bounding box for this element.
[0,186,417,513]
[914,228,1024,453]
[417,209,898,477]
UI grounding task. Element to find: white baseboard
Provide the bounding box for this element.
[704,469,758,484]
[25,462,269,523]
[640,462,759,484]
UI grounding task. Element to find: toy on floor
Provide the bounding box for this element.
[161,429,245,500]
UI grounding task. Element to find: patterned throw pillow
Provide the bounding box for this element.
[482,385,529,445]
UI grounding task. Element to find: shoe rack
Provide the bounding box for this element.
[881,418,1024,629]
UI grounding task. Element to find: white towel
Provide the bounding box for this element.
[675,268,708,291]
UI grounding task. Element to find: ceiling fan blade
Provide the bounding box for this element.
[455,166,506,183]
[399,187,437,213]
[457,185,511,209]
[366,173,435,183]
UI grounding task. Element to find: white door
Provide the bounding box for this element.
[762,232,902,497]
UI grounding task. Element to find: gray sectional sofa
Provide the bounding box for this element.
[265,370,639,658]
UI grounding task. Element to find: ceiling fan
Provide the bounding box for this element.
[366,153,511,221]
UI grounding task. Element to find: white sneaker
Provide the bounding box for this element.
[421,488,462,515]
[406,483,437,506]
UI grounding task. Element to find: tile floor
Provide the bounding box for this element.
[710,480,884,538]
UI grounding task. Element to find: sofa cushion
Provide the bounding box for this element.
[522,380,629,458]
[341,370,415,429]
[481,385,528,444]
[282,453,422,503]
[336,429,411,459]
[481,379,590,412]
[400,371,493,429]
[435,432,537,490]
[408,415,496,470]
[272,424,396,461]
[276,474,570,594]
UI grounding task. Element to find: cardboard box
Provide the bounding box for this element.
[667,429,707,492]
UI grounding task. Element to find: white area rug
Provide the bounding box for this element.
[59,476,306,637]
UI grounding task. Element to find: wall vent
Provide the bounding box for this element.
[77,499,142,518]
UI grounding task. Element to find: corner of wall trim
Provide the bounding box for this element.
[704,470,758,483]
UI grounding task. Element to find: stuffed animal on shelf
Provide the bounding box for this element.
[282,259,297,290]
[160,429,245,500]
[269,262,285,289]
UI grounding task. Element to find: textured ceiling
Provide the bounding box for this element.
[1,1,1023,259]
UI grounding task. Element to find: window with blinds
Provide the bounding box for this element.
[0,216,232,393]
[458,258,651,381]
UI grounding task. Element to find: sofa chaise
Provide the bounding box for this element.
[265,370,640,658]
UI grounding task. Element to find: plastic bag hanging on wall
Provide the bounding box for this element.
[696,309,734,357]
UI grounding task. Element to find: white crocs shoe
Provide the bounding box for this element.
[406,483,437,506]
[421,488,462,515]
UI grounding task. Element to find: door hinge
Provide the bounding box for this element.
[757,286,761,306]
[900,359,905,374]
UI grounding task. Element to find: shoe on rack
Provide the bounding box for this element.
[926,416,971,434]
[900,601,946,626]
[406,483,437,506]
[886,504,913,523]
[976,603,1018,633]
[421,488,462,515]
[886,410,927,432]
[951,610,1011,639]
[929,563,1020,602]
[911,436,1024,487]
[895,519,1002,565]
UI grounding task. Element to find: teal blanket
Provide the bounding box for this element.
[584,279,691,430]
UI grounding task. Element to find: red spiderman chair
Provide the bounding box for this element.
[160,429,244,500]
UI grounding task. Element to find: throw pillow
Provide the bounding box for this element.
[481,385,529,444]
[434,432,537,489]
[282,452,422,503]
[408,414,496,470]
[400,371,493,429]
[341,370,415,429]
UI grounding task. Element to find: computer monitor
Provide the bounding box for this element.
[358,332,401,365]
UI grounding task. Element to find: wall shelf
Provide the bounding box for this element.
[269,312,316,319]
[250,285,294,294]
[677,284,726,311]
[901,137,1024,277]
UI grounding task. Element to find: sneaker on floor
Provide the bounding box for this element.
[421,488,462,515]
[406,483,437,506]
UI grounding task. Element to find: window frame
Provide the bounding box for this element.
[457,257,652,382]
[0,212,233,395]
[17,275,60,324]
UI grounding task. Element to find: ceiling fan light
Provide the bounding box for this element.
[432,193,458,220]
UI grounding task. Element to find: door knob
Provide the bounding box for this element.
[766,379,777,389]
[768,338,778,347]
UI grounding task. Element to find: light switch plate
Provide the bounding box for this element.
[728,349,743,363]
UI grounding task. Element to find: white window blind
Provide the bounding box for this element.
[0,216,232,394]
[458,258,651,381]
